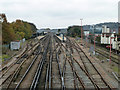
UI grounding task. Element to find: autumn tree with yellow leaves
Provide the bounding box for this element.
[0,14,37,44]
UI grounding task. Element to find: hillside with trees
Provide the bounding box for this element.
[0,14,37,44]
[67,25,84,37]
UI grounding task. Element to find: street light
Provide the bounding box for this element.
[80,19,83,44]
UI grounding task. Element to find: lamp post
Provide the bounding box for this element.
[80,19,83,44]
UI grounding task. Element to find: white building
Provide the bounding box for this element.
[101,25,120,51]
[10,41,20,50]
[84,30,89,36]
[112,35,120,51]
[101,25,112,44]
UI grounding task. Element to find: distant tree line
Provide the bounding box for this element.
[0,14,37,44]
[67,25,84,37]
[119,27,120,35]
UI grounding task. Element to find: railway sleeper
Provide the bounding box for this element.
[73,62,95,89]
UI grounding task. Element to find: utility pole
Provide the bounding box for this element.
[80,19,83,44]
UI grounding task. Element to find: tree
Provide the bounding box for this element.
[67,25,84,37]
[118,26,120,35]
[1,14,16,44]
[11,20,33,39]
[0,14,7,23]
[58,29,61,33]
[46,28,50,30]
[1,14,37,44]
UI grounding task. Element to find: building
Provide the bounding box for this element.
[94,27,102,35]
[101,25,120,51]
[37,29,44,34]
[37,29,51,35]
[112,35,120,51]
[90,25,102,35]
[101,25,111,44]
[10,41,20,50]
[84,30,89,36]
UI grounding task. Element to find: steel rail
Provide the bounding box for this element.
[1,35,47,79]
[44,35,52,89]
[55,35,94,89]
[5,45,41,89]
[65,39,85,89]
[56,49,65,90]
[72,56,99,90]
[30,35,50,90]
[59,39,85,89]
[67,58,85,89]
[45,63,49,90]
[15,46,41,90]
[65,37,105,90]
[1,35,48,89]
[52,35,65,89]
[62,38,98,89]
[73,39,113,90]
[49,40,52,89]
[95,49,119,64]
[45,35,62,89]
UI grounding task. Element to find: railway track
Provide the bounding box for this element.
[56,36,93,89]
[1,34,117,89]
[58,38,95,89]
[95,48,119,64]
[66,37,114,89]
[30,34,62,89]
[85,42,119,64]
[53,35,117,89]
[30,35,50,89]
[14,46,42,89]
[1,45,41,89]
[13,35,50,89]
[0,36,47,75]
[1,35,48,89]
[51,37,62,89]
[95,44,119,56]
[60,38,94,89]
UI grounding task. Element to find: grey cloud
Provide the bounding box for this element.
[0,0,119,28]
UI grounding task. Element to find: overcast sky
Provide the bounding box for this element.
[0,0,119,29]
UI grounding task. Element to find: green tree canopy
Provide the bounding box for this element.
[1,14,37,44]
[67,25,84,37]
